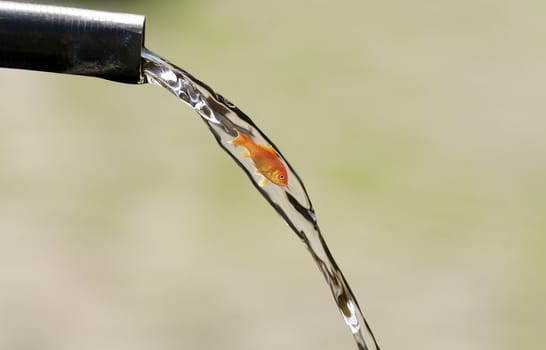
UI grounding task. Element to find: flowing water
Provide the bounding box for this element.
[141,48,380,350]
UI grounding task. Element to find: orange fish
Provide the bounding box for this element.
[229,131,288,187]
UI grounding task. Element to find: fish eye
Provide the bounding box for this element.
[279,174,285,179]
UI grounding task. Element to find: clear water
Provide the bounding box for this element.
[141,48,380,350]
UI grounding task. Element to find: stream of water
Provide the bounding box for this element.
[141,48,380,350]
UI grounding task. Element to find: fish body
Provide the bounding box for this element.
[230,132,288,187]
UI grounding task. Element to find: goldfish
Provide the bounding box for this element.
[229,131,288,187]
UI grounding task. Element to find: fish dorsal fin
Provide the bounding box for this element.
[264,145,277,154]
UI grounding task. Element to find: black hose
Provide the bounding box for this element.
[0,1,145,83]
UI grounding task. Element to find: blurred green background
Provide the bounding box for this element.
[1,0,545,349]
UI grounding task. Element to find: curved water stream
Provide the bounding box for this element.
[142,48,380,350]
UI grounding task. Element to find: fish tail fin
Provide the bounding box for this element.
[229,131,251,147]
